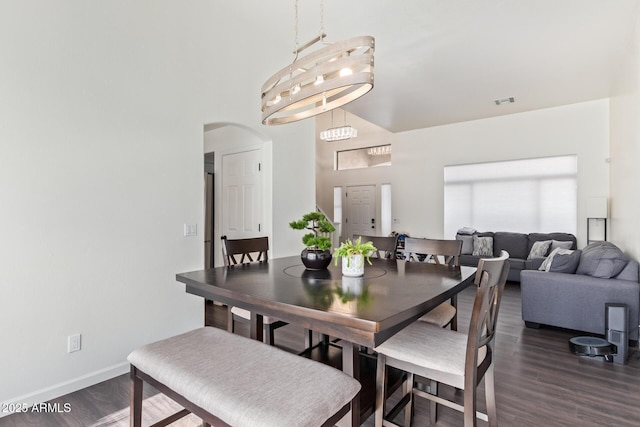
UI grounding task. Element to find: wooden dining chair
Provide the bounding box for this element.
[374,251,510,427]
[353,234,398,259]
[221,236,287,345]
[404,237,463,330]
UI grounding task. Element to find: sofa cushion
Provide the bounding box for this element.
[528,240,552,259]
[539,248,574,272]
[576,242,629,279]
[472,235,493,256]
[549,249,582,274]
[528,233,577,254]
[550,239,573,251]
[456,234,474,255]
[493,232,528,259]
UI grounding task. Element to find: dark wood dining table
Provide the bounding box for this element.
[176,256,476,426]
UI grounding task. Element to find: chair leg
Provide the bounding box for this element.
[226,309,234,333]
[130,368,143,427]
[374,354,387,427]
[404,372,414,427]
[429,380,438,424]
[485,363,497,427]
[450,295,458,331]
[265,325,275,346]
[463,379,478,427]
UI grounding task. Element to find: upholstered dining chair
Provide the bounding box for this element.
[374,251,510,427]
[353,234,398,259]
[221,236,287,345]
[403,237,463,330]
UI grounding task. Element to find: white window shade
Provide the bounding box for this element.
[444,155,577,239]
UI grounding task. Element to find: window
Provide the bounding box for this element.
[336,144,391,171]
[444,155,577,238]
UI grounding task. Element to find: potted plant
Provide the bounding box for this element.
[334,237,377,277]
[289,211,336,270]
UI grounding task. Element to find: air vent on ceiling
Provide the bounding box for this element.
[494,97,515,106]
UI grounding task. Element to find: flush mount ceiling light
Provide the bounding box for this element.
[320,109,358,141]
[261,0,375,126]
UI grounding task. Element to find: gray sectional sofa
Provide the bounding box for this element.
[456,231,577,282]
[521,242,640,341]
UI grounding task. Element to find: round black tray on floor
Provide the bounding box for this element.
[569,336,614,357]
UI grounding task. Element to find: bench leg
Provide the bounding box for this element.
[130,367,143,427]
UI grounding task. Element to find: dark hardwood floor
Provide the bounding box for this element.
[3,283,640,426]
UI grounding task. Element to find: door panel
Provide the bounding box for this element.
[346,185,376,239]
[222,150,262,238]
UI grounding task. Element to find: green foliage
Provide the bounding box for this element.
[289,211,336,250]
[333,237,377,266]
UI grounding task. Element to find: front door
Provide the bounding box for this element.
[346,185,376,239]
[221,149,263,239]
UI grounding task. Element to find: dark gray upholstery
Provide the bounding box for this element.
[549,250,582,273]
[458,231,576,282]
[521,259,640,340]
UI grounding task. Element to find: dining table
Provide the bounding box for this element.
[176,256,476,426]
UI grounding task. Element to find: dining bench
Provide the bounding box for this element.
[128,326,361,427]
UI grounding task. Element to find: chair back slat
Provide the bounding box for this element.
[221,236,269,266]
[352,235,398,259]
[403,237,462,266]
[465,250,509,390]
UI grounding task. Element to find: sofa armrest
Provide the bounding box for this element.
[521,270,640,340]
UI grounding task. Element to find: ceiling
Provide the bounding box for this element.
[243,0,639,133]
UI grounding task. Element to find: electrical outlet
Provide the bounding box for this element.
[68,334,81,353]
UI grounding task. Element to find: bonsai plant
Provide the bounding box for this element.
[289,211,336,270]
[334,237,377,276]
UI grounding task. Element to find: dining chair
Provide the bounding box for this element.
[353,234,398,259]
[374,251,510,427]
[221,236,287,345]
[404,237,463,330]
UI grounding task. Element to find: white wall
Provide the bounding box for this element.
[318,100,610,248]
[610,5,640,261]
[0,1,315,411]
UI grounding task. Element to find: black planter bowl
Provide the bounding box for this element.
[301,248,333,270]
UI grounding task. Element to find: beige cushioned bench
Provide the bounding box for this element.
[128,327,361,427]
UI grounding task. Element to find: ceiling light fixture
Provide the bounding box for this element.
[261,0,375,126]
[367,145,391,156]
[320,109,358,142]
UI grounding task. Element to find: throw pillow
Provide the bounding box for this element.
[528,240,552,260]
[456,234,474,255]
[576,242,629,279]
[550,239,573,251]
[549,249,582,274]
[539,247,574,272]
[472,235,493,256]
[457,226,477,235]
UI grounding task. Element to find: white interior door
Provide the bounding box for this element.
[346,185,376,239]
[222,149,263,239]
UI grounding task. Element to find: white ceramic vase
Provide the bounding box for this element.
[342,254,365,277]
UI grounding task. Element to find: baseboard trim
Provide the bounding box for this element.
[0,362,129,418]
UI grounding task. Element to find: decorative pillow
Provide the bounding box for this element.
[550,239,573,251]
[539,248,574,272]
[457,226,477,235]
[549,249,582,274]
[456,234,474,255]
[472,236,493,256]
[528,240,552,260]
[576,242,629,279]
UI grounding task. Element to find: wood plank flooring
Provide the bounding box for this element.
[2,283,640,426]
